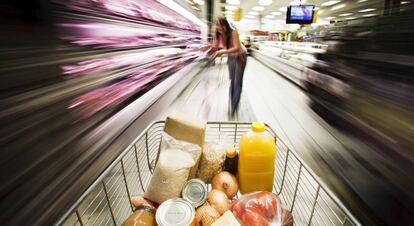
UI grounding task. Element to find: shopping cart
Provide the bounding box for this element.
[57,121,361,226]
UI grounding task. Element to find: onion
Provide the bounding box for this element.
[195,204,220,226]
[207,189,230,215]
[211,171,238,199]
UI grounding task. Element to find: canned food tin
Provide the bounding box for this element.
[182,179,208,208]
[156,198,195,226]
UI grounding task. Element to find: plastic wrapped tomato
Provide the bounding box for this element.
[230,191,293,226]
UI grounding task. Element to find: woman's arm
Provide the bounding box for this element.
[215,30,241,56]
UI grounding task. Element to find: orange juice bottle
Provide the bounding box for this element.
[238,122,276,194]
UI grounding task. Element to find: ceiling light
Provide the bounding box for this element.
[339,13,353,16]
[279,7,287,12]
[362,13,376,17]
[245,15,256,18]
[248,11,260,15]
[192,6,200,10]
[271,11,282,15]
[194,0,204,5]
[357,0,368,2]
[259,0,273,6]
[331,3,346,10]
[314,7,320,10]
[318,10,325,14]
[321,0,341,6]
[358,8,375,12]
[345,17,357,20]
[265,15,275,18]
[253,6,265,11]
[401,1,410,4]
[324,16,336,20]
[226,0,240,5]
[226,5,238,11]
[225,10,234,15]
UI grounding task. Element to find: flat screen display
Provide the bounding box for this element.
[286,5,315,24]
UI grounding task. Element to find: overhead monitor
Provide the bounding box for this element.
[286,5,315,24]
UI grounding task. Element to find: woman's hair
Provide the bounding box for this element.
[215,17,232,49]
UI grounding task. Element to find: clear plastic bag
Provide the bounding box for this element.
[196,141,226,183]
[230,191,293,226]
[144,132,202,204]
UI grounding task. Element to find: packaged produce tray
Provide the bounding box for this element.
[57,121,360,226]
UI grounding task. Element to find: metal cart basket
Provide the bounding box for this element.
[58,121,361,226]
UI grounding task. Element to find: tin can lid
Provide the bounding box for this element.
[156,198,195,226]
[182,179,208,208]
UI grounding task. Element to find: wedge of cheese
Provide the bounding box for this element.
[164,112,206,179]
[211,210,241,226]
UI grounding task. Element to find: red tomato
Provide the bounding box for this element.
[231,199,246,218]
[255,192,278,219]
[241,209,268,226]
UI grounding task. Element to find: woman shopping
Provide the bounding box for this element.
[210,17,247,115]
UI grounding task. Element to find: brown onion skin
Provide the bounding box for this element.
[211,171,238,199]
[195,204,220,226]
[207,189,230,215]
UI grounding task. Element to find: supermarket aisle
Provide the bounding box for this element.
[161,57,346,173]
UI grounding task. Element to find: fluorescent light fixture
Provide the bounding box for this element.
[279,7,287,12]
[345,17,357,20]
[194,0,204,5]
[321,0,340,6]
[192,6,200,10]
[158,0,206,28]
[226,0,240,5]
[271,11,282,15]
[324,16,336,20]
[245,15,256,18]
[259,0,273,6]
[362,13,376,17]
[318,10,325,14]
[331,3,346,10]
[265,15,275,18]
[253,6,265,11]
[225,11,234,15]
[401,1,410,4]
[314,7,320,10]
[358,0,368,2]
[339,13,353,16]
[358,8,375,12]
[226,5,238,11]
[248,11,260,15]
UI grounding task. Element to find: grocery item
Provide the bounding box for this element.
[211,210,241,226]
[130,195,158,210]
[280,208,294,226]
[156,198,195,226]
[238,122,276,194]
[224,148,238,175]
[196,142,226,183]
[182,179,208,208]
[230,191,293,226]
[206,190,230,215]
[145,132,201,204]
[211,171,238,199]
[164,112,206,179]
[195,204,221,226]
[122,205,157,226]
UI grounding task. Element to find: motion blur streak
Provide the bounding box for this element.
[0,0,203,225]
[302,8,414,224]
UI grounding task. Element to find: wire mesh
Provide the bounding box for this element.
[60,121,360,226]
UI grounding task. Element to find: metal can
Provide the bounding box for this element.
[156,198,195,226]
[182,179,208,208]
